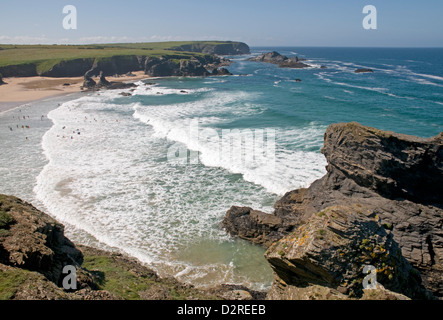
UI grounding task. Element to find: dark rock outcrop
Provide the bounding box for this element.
[0,195,83,286]
[0,73,5,85]
[211,68,233,76]
[82,68,96,89]
[144,56,232,77]
[82,69,137,91]
[97,71,111,88]
[355,68,374,73]
[223,122,443,299]
[248,51,310,69]
[223,207,292,248]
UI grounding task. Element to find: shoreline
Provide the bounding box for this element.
[0,71,149,113]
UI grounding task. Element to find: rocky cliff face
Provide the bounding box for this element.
[170,41,250,55]
[0,63,38,77]
[0,52,234,78]
[223,122,443,299]
[0,195,83,285]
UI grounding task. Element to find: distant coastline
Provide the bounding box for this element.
[0,41,250,113]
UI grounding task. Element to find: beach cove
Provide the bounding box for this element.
[0,45,442,296]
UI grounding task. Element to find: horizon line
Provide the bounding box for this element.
[1,41,442,49]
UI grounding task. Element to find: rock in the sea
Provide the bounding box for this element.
[211,68,232,76]
[248,51,310,69]
[222,206,294,248]
[223,122,443,299]
[355,68,373,73]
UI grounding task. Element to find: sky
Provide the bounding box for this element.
[0,0,442,47]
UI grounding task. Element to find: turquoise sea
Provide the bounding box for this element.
[1,47,442,290]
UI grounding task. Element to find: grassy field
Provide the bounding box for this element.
[0,41,232,74]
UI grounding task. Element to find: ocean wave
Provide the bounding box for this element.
[134,94,327,196]
[34,93,277,290]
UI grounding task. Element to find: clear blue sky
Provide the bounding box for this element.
[1,0,442,47]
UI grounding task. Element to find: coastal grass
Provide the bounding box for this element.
[82,253,215,300]
[0,268,37,300]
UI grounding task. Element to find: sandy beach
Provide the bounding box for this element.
[0,71,148,113]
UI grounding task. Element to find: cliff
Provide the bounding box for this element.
[0,41,245,78]
[0,195,263,300]
[223,122,442,299]
[169,41,250,55]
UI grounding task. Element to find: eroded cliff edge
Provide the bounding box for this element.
[223,122,442,299]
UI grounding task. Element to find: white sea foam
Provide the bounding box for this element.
[133,90,327,195]
[33,92,283,290]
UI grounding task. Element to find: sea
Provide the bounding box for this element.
[1,47,442,291]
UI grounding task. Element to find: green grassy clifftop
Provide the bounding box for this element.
[0,41,250,77]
